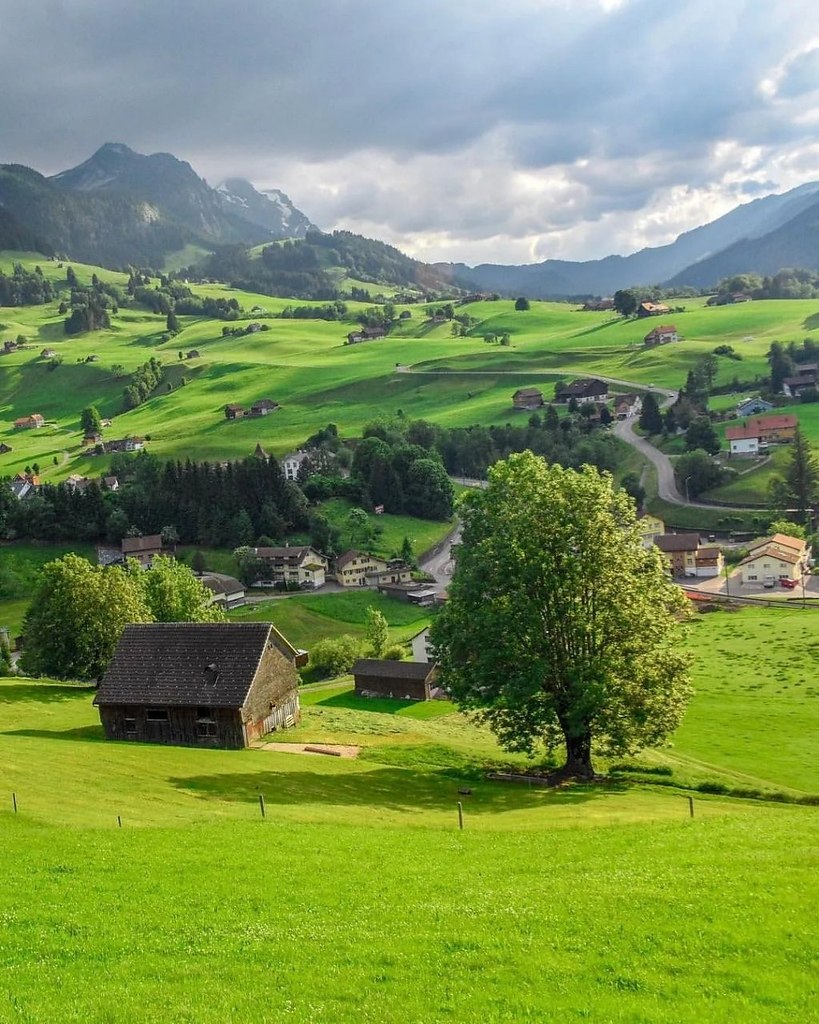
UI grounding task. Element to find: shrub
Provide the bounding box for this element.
[309,635,362,677]
[382,644,406,661]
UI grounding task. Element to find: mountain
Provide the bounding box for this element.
[216,178,315,238]
[439,182,819,298]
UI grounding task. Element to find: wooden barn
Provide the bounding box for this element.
[352,658,438,701]
[94,622,300,749]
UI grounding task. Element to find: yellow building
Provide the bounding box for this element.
[637,513,665,549]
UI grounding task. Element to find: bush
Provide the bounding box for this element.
[309,635,363,677]
[382,644,406,661]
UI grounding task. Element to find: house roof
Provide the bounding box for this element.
[654,533,700,553]
[726,425,761,441]
[639,302,670,313]
[282,451,308,463]
[783,376,816,387]
[122,534,163,554]
[335,549,386,571]
[695,547,721,560]
[252,398,278,409]
[740,544,802,567]
[749,533,806,554]
[94,623,275,707]
[255,545,323,562]
[748,414,798,430]
[645,324,677,335]
[513,387,543,398]
[558,378,608,397]
[200,573,245,596]
[352,658,433,681]
[225,404,244,412]
[254,443,269,458]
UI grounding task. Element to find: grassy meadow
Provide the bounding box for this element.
[4,249,819,487]
[1,600,818,1021]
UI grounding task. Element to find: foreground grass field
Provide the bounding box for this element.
[2,809,816,1023]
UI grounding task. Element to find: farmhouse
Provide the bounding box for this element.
[91,437,145,455]
[94,622,300,749]
[726,424,761,457]
[555,379,609,403]
[746,414,797,443]
[103,476,119,491]
[614,394,642,419]
[14,414,44,430]
[352,658,438,701]
[637,301,671,317]
[40,348,57,358]
[643,324,678,345]
[347,326,386,344]
[582,298,615,311]
[250,398,279,416]
[282,451,309,481]
[739,533,810,585]
[121,534,164,567]
[335,550,388,586]
[199,572,246,610]
[253,545,328,588]
[512,387,544,410]
[654,533,724,578]
[736,397,773,417]
[224,404,245,420]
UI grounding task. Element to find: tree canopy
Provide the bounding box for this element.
[431,452,692,778]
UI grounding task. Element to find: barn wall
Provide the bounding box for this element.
[97,704,245,749]
[354,675,430,701]
[242,644,300,737]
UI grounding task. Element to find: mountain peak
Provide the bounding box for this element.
[216,177,315,238]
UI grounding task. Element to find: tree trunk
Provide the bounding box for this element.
[560,730,595,780]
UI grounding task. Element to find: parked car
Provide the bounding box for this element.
[780,578,798,589]
[763,579,776,588]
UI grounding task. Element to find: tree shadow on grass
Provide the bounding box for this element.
[167,766,630,817]
[309,692,450,717]
[3,725,104,742]
[0,682,95,705]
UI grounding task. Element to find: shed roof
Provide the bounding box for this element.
[654,533,700,553]
[122,534,163,554]
[94,623,278,707]
[726,425,760,441]
[352,658,433,681]
[748,414,797,430]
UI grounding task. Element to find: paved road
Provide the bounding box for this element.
[419,524,462,589]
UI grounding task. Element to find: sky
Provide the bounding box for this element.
[2,0,819,265]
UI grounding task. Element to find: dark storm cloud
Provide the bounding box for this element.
[1,0,818,262]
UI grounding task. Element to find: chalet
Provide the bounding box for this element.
[94,622,300,749]
[614,393,642,419]
[411,626,433,663]
[40,348,57,358]
[637,301,671,317]
[224,404,245,420]
[736,397,774,417]
[65,474,91,492]
[10,475,37,500]
[726,424,761,456]
[746,414,797,443]
[0,443,12,454]
[347,326,386,345]
[186,350,200,359]
[581,298,615,311]
[739,533,810,585]
[512,387,544,410]
[199,572,247,610]
[14,414,44,430]
[637,512,665,548]
[282,451,309,481]
[654,533,723,578]
[121,534,164,568]
[555,379,609,404]
[352,658,438,701]
[253,546,328,588]
[335,550,388,587]
[643,324,678,346]
[250,398,280,416]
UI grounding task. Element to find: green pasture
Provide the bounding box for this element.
[6,250,819,483]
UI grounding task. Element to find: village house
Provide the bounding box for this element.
[736,397,774,417]
[10,473,38,500]
[14,413,44,430]
[726,424,761,457]
[747,414,797,443]
[782,365,818,398]
[121,534,164,568]
[581,298,615,311]
[411,626,433,663]
[65,474,91,492]
[94,622,301,749]
[199,572,247,610]
[555,379,609,404]
[512,387,544,410]
[376,581,440,606]
[224,404,245,420]
[654,533,724,578]
[250,398,280,416]
[738,533,810,585]
[253,545,328,588]
[352,658,439,701]
[282,451,309,481]
[83,431,102,446]
[643,324,678,346]
[334,550,389,586]
[637,301,672,317]
[637,512,665,548]
[103,476,119,491]
[347,326,386,344]
[614,393,642,419]
[366,564,414,587]
[40,348,57,359]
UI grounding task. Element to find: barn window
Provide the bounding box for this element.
[124,717,137,737]
[146,707,169,722]
[196,707,217,738]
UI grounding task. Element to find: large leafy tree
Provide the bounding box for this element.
[139,555,225,623]
[20,555,152,681]
[431,452,692,778]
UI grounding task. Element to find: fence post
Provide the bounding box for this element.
[687,796,695,819]
[12,792,17,813]
[259,793,266,819]
[117,815,122,828]
[457,801,464,830]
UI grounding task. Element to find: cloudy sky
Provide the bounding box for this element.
[2,0,819,265]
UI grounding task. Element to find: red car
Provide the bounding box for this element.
[780,578,798,590]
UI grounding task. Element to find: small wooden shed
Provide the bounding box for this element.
[352,658,437,701]
[94,622,300,748]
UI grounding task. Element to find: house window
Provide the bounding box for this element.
[747,575,757,581]
[146,707,168,722]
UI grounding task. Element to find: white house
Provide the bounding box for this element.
[282,451,309,481]
[725,424,760,456]
[411,627,433,663]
